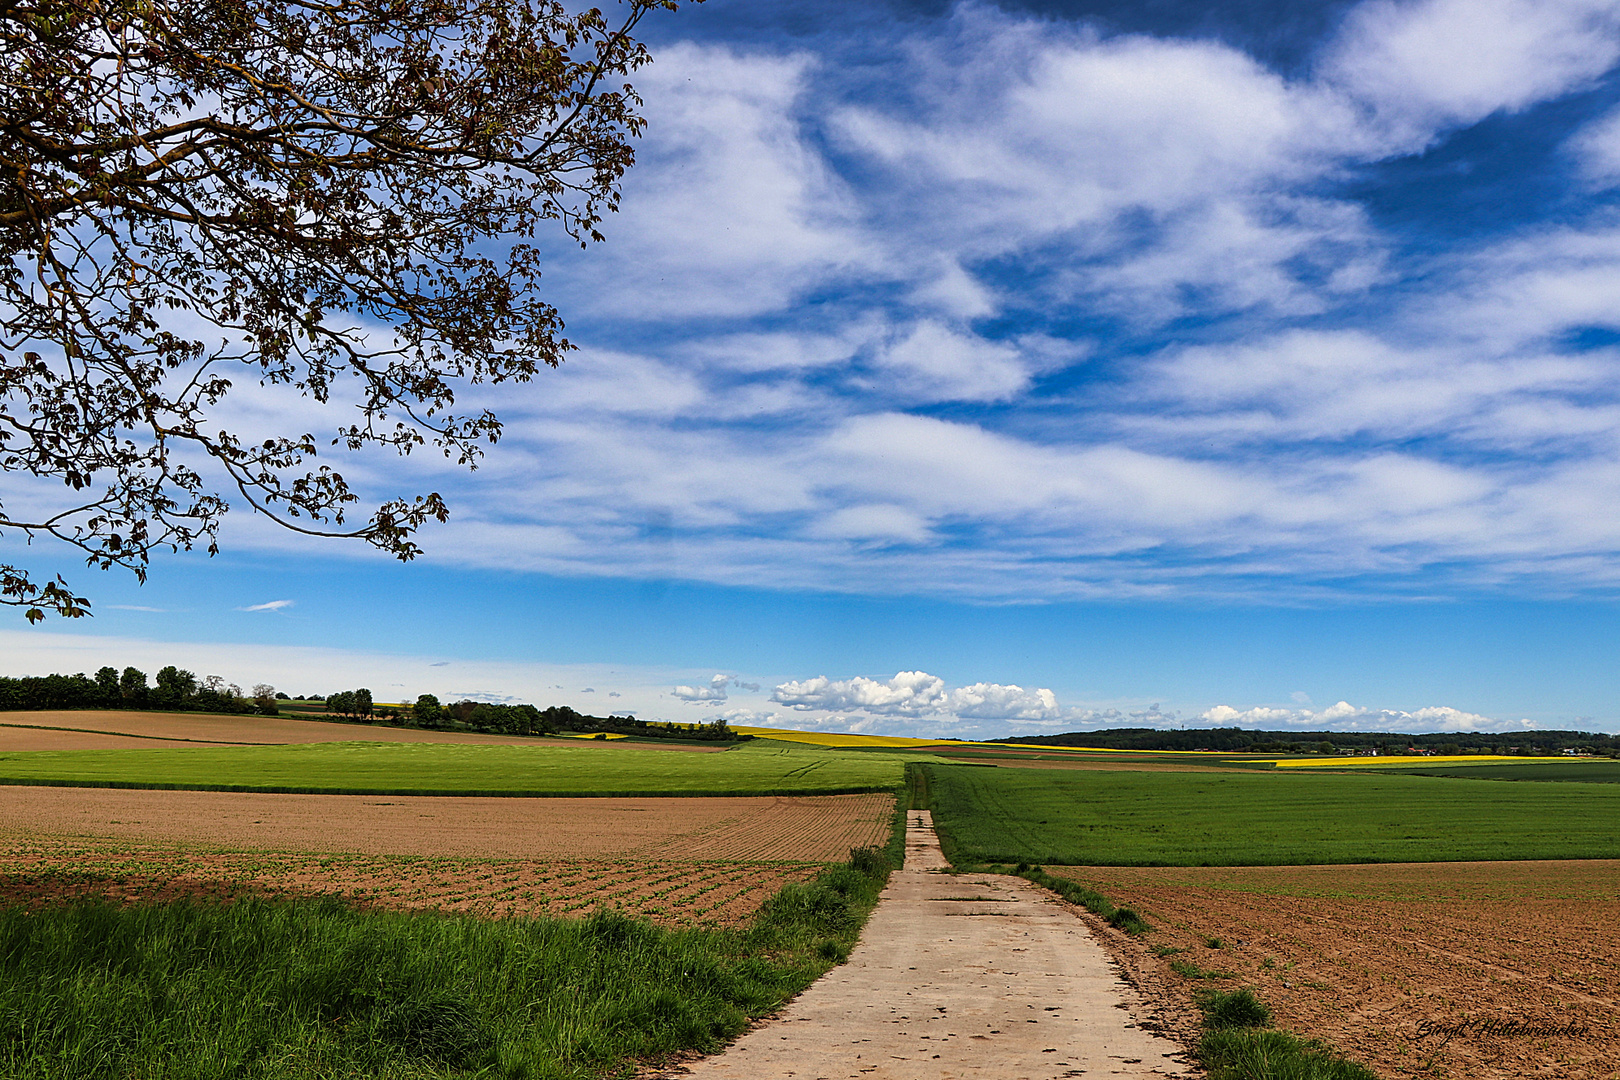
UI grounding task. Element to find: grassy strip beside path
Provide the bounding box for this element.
[0,740,909,797]
[0,807,907,1080]
[925,763,1620,865]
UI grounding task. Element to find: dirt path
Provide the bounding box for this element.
[670,811,1194,1079]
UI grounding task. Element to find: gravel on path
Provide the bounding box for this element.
[669,810,1195,1080]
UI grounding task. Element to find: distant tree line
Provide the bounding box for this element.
[404,697,749,742]
[0,667,742,743]
[993,726,1619,756]
[0,668,280,715]
[535,707,749,742]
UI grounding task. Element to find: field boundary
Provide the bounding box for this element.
[0,721,271,746]
[0,777,898,798]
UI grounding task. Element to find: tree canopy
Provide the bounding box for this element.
[1,0,680,621]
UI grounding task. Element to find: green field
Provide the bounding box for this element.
[925,763,1620,865]
[0,740,907,796]
[1364,760,1620,782]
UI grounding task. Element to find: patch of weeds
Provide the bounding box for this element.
[1205,936,1226,949]
[1197,988,1271,1030]
[1151,944,1187,957]
[1170,958,1236,980]
[1195,987,1378,1080]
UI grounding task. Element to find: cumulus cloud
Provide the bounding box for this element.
[773,671,951,715]
[671,673,733,704]
[948,683,1062,721]
[771,671,1067,721]
[715,707,780,726]
[1199,700,1524,732]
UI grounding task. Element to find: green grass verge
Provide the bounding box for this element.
[0,741,906,797]
[1196,989,1377,1080]
[0,843,899,1079]
[924,762,1620,864]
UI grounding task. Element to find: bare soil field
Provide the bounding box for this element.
[1049,861,1620,1080]
[0,786,894,860]
[0,838,819,928]
[0,710,730,750]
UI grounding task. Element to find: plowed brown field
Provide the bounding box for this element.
[0,786,894,860]
[1051,861,1620,1080]
[0,838,820,928]
[0,710,730,749]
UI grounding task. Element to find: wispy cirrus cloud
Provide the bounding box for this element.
[132,0,1620,615]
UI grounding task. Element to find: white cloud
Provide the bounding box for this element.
[773,671,952,715]
[671,673,732,704]
[1566,103,1620,186]
[832,14,1382,320]
[1199,699,1522,732]
[1321,0,1620,148]
[868,322,1034,403]
[807,504,932,544]
[569,42,875,319]
[716,707,781,726]
[770,671,1065,722]
[948,683,1062,721]
[236,600,294,612]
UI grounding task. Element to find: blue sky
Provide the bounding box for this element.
[9,0,1620,736]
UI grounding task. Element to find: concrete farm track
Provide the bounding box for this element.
[666,811,1193,1080]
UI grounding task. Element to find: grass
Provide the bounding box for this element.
[1195,989,1377,1080]
[924,762,1620,865]
[0,740,907,797]
[0,834,901,1080]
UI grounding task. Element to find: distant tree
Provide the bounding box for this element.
[152,665,196,709]
[118,666,147,706]
[326,691,355,718]
[94,666,120,705]
[251,683,278,716]
[353,689,373,721]
[412,693,444,728]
